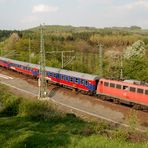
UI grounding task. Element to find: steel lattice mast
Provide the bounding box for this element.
[38,25,47,99]
[98,44,103,77]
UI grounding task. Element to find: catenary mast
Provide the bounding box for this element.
[38,25,47,99]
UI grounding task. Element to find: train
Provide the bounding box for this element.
[0,57,148,110]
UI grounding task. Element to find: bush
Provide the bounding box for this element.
[0,96,21,116]
[112,128,129,141]
[19,99,60,121]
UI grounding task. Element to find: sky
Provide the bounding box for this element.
[0,0,148,30]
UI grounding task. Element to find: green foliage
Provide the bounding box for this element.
[0,30,21,42]
[123,57,148,82]
[124,40,145,59]
[112,128,129,141]
[19,99,60,121]
[1,25,148,82]
[0,85,148,147]
[0,96,21,116]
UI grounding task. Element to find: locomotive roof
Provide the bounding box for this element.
[0,57,99,81]
[100,78,148,89]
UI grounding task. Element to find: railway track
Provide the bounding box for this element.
[0,67,148,132]
[1,67,148,112]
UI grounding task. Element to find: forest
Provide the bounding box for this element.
[0,25,148,82]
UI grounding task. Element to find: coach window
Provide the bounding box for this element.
[54,73,56,78]
[104,82,109,87]
[66,76,69,81]
[62,75,65,80]
[50,73,52,77]
[123,86,128,90]
[130,87,136,92]
[116,84,121,89]
[81,79,84,85]
[70,77,73,82]
[85,81,88,86]
[145,90,148,95]
[76,78,79,83]
[137,88,144,94]
[110,83,115,88]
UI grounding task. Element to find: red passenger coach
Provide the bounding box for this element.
[0,59,9,68]
[45,67,99,93]
[97,79,148,108]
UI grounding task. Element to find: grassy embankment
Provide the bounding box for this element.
[0,84,148,148]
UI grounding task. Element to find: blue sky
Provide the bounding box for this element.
[0,0,148,30]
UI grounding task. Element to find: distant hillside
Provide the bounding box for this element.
[28,25,98,33]
[26,25,148,35]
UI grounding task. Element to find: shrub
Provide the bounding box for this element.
[0,96,21,116]
[90,121,110,135]
[19,99,60,121]
[112,128,129,141]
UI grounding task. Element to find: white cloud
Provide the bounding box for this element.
[32,4,59,13]
[125,0,148,10]
[78,0,113,5]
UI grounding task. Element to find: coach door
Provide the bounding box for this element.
[100,80,104,93]
[122,85,129,99]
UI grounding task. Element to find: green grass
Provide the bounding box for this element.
[0,116,148,148]
[0,84,148,148]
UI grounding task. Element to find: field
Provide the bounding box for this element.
[0,84,148,148]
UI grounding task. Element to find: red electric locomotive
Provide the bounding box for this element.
[97,78,148,109]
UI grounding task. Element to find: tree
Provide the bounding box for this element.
[124,40,145,59]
